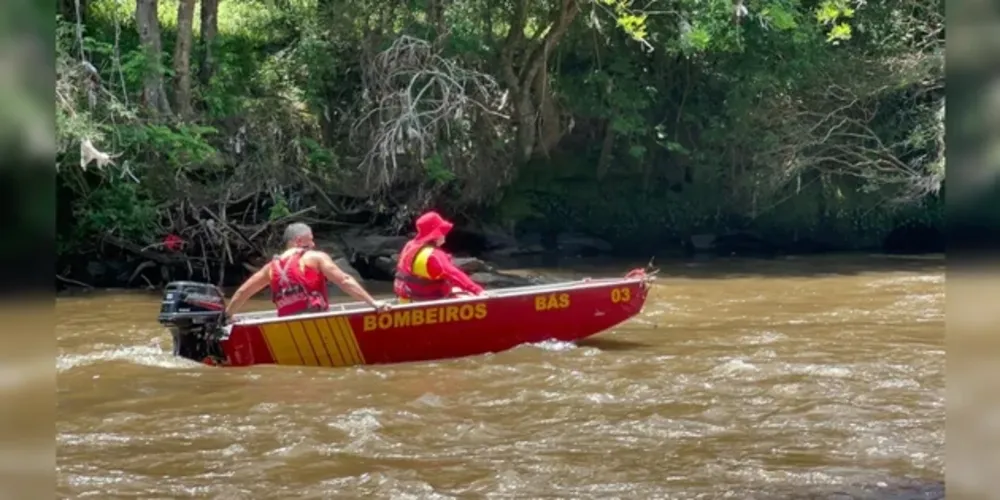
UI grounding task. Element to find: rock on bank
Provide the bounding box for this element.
[325,227,576,289]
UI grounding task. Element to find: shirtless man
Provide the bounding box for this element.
[225,223,390,318]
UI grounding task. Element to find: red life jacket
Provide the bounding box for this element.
[393,241,452,301]
[269,249,329,317]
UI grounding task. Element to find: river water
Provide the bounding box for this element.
[56,255,944,499]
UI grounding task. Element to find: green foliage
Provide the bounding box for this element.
[56,0,944,263]
[66,182,160,254]
[599,0,649,42]
[424,153,457,184]
[118,123,219,171]
[815,0,856,43]
[268,192,292,221]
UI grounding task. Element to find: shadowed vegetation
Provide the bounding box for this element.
[55,0,944,287]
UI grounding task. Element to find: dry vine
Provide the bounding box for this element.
[351,35,509,199]
[752,40,944,205]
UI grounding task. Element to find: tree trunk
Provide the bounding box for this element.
[596,118,616,180]
[60,0,84,22]
[534,64,563,156]
[514,93,537,162]
[428,0,448,44]
[173,0,196,116]
[198,0,219,86]
[499,0,580,163]
[65,0,88,54]
[135,0,172,115]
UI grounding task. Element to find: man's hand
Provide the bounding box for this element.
[371,300,392,312]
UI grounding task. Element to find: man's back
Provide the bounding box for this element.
[269,248,326,281]
[224,222,390,317]
[269,248,329,316]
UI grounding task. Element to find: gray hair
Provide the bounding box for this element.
[283,222,313,246]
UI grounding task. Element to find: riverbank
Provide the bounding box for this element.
[55,221,945,292]
[55,200,945,292]
[55,248,945,297]
[55,176,945,291]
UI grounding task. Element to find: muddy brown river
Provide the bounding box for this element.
[56,255,944,499]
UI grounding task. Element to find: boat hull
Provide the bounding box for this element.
[215,270,653,368]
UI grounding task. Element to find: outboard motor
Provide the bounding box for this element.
[157,281,228,364]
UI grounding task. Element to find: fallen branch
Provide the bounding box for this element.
[102,234,188,265]
[247,206,317,241]
[57,274,94,289]
[139,242,170,252]
[127,260,157,285]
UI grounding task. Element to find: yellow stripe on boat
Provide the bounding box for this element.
[301,320,332,367]
[312,318,344,366]
[259,316,364,367]
[287,320,319,366]
[316,317,344,366]
[323,317,349,365]
[330,317,358,366]
[260,322,303,365]
[336,316,365,365]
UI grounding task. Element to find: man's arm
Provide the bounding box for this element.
[428,251,485,295]
[311,252,388,310]
[225,265,270,317]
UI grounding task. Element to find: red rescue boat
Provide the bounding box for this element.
[157,268,655,368]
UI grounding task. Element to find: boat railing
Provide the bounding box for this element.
[232,274,642,324]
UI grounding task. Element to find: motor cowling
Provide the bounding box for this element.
[157,281,227,364]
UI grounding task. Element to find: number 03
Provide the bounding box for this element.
[610,287,631,303]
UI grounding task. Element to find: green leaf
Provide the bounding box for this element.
[763,6,798,31]
[628,144,646,158]
[827,23,852,42]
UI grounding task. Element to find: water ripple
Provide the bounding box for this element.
[56,259,944,499]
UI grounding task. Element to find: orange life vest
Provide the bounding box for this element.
[393,242,451,301]
[269,249,329,316]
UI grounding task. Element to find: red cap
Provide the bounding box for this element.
[414,211,454,244]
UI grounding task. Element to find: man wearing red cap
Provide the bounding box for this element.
[394,211,486,302]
